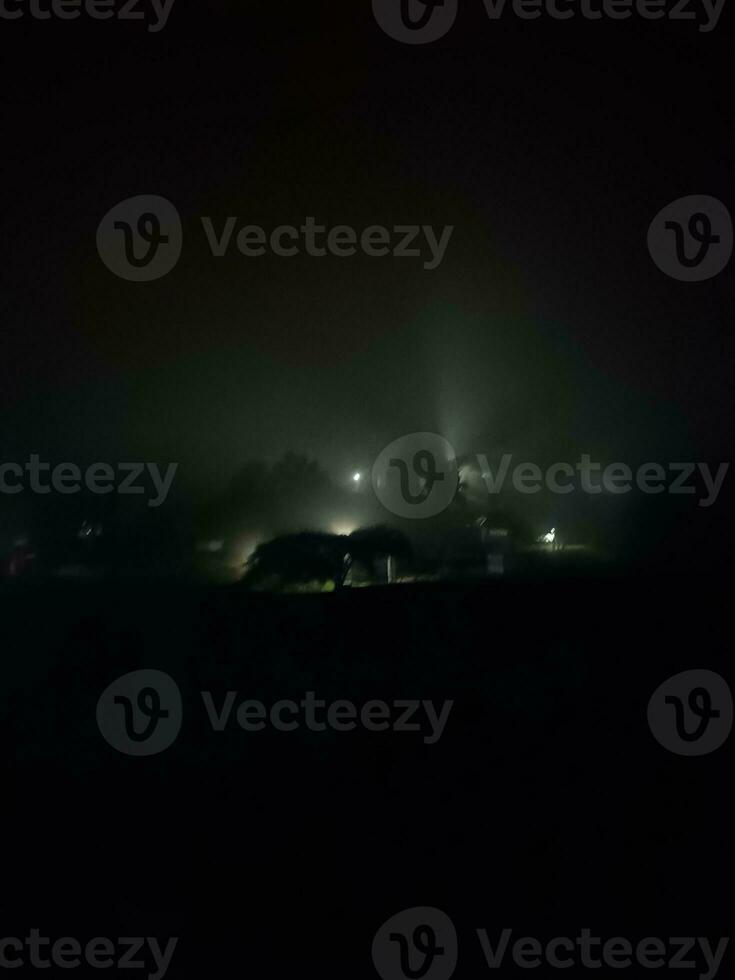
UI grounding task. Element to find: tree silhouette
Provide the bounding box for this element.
[242,532,350,590]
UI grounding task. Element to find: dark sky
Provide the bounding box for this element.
[1,2,732,498]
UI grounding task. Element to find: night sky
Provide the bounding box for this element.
[1,3,732,546]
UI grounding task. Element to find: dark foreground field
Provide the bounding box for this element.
[2,573,731,978]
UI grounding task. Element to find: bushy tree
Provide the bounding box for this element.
[242,532,350,591]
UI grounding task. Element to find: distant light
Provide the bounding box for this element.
[236,539,260,565]
[542,528,556,544]
[197,539,224,553]
[352,472,362,483]
[330,520,358,537]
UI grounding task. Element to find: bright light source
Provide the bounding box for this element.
[235,538,261,567]
[542,528,556,544]
[196,539,224,553]
[352,472,362,483]
[330,520,358,537]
